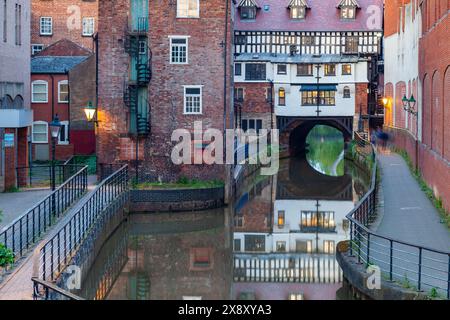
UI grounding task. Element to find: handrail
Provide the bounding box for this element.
[345,140,450,299]
[32,277,84,300]
[38,165,129,282]
[0,166,88,260]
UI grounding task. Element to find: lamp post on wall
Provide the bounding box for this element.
[402,94,419,172]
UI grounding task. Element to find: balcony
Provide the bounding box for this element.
[127,16,148,35]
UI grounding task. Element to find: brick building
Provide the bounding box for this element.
[233,0,384,155]
[31,0,98,54]
[0,0,33,191]
[96,0,233,182]
[30,40,95,161]
[384,0,450,211]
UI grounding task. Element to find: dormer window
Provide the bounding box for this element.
[288,0,309,20]
[337,0,360,20]
[238,0,259,20]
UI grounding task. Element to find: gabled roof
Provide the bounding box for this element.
[238,0,259,8]
[337,0,360,8]
[31,56,89,74]
[288,0,310,8]
[35,38,92,57]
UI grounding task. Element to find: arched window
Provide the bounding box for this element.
[0,95,14,109]
[13,95,24,109]
[32,80,48,103]
[278,88,286,106]
[343,86,351,98]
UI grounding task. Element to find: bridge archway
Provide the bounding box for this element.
[278,116,353,156]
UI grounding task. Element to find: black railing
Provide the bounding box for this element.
[0,166,88,260]
[32,277,84,300]
[38,165,129,282]
[15,164,84,189]
[347,143,450,299]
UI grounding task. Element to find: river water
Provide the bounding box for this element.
[77,126,370,300]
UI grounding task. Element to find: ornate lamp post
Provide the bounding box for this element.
[49,115,62,192]
[402,94,419,172]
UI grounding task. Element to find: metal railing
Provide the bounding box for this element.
[32,277,84,300]
[38,165,129,282]
[347,142,450,299]
[15,164,84,189]
[0,166,88,260]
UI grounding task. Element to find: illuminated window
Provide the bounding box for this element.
[324,64,336,76]
[278,88,286,106]
[277,210,285,226]
[324,240,335,254]
[342,64,352,75]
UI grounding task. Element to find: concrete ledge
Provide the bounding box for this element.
[336,241,429,300]
[130,187,225,212]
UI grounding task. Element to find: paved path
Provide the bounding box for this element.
[0,190,51,230]
[367,150,450,295]
[376,151,450,250]
[0,176,98,300]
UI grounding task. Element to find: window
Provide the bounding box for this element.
[240,6,256,20]
[277,210,285,226]
[302,36,315,46]
[300,211,336,232]
[58,80,69,103]
[342,64,352,75]
[276,241,286,252]
[183,86,202,114]
[58,121,69,145]
[31,44,44,55]
[290,6,305,19]
[277,64,287,75]
[341,6,356,19]
[234,239,241,252]
[82,17,95,36]
[234,215,244,227]
[170,36,188,64]
[345,36,359,53]
[324,64,336,76]
[235,63,242,76]
[241,119,262,132]
[235,35,246,45]
[323,240,335,254]
[278,88,286,106]
[3,0,7,42]
[244,235,265,252]
[235,88,244,102]
[40,17,52,35]
[296,240,312,253]
[190,248,211,270]
[15,4,21,45]
[297,64,313,76]
[302,90,336,106]
[177,0,199,18]
[32,80,48,103]
[138,40,147,55]
[245,63,266,81]
[32,121,48,143]
[343,86,351,98]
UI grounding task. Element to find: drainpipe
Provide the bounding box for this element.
[223,0,230,203]
[66,69,70,143]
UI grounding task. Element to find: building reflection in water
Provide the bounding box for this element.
[232,155,368,300]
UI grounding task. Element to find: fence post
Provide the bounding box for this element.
[389,239,393,281]
[366,233,371,267]
[418,247,422,291]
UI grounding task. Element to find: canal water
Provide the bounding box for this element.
[77,126,370,300]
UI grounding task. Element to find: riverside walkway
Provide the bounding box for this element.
[375,150,450,251]
[0,176,98,300]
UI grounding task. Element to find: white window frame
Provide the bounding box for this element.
[176,0,200,18]
[31,80,48,103]
[39,17,52,36]
[58,121,69,145]
[169,35,189,64]
[31,44,44,55]
[32,121,48,144]
[82,17,95,36]
[58,80,69,103]
[183,85,203,115]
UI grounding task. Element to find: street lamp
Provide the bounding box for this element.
[83,101,97,122]
[49,115,61,192]
[382,97,389,107]
[402,94,419,172]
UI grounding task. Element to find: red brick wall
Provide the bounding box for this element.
[97,0,232,181]
[2,128,29,190]
[31,74,74,161]
[235,82,272,114]
[31,0,98,51]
